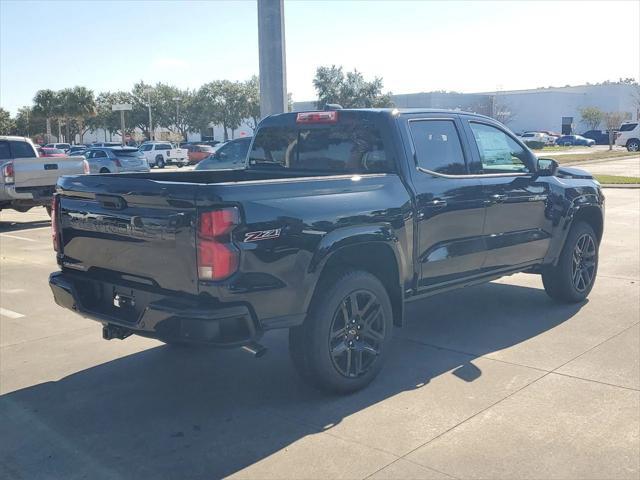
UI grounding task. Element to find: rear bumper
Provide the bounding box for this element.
[3,185,54,205]
[49,270,261,347]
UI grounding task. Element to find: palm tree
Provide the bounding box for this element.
[33,89,60,143]
[65,86,96,144]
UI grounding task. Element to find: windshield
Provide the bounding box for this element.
[248,121,392,173]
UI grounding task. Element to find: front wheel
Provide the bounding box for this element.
[156,156,165,168]
[289,270,393,393]
[542,221,598,303]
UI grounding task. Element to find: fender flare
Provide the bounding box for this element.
[544,192,603,265]
[302,224,407,325]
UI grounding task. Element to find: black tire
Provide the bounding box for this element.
[289,270,393,393]
[627,139,640,152]
[99,167,110,174]
[542,221,598,303]
[156,156,165,168]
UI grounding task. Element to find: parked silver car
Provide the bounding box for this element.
[84,147,150,174]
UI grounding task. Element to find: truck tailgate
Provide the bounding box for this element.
[15,155,85,188]
[57,175,199,294]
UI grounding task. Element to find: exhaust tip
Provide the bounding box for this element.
[242,342,268,358]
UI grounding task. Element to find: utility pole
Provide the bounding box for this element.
[257,0,287,118]
[173,96,181,140]
[145,88,154,141]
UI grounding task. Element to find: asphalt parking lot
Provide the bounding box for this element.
[1,189,638,480]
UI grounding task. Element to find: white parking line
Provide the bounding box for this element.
[0,307,25,319]
[0,233,37,242]
[0,289,25,294]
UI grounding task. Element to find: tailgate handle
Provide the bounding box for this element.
[96,194,127,210]
[44,164,58,170]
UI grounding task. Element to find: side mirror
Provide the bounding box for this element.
[537,158,558,176]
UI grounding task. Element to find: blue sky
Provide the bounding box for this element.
[1,0,638,115]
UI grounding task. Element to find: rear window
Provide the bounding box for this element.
[619,123,638,132]
[156,144,171,150]
[44,148,65,154]
[10,140,36,158]
[113,149,140,157]
[248,121,391,173]
[0,141,10,160]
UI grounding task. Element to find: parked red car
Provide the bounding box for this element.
[37,147,67,157]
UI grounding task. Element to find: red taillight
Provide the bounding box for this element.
[2,162,14,184]
[82,159,90,174]
[113,158,122,167]
[296,111,339,124]
[197,207,240,280]
[51,195,60,252]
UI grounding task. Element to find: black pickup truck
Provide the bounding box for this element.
[49,108,604,393]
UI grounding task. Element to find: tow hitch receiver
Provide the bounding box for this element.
[102,324,132,340]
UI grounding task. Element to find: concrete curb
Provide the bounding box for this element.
[600,184,640,189]
[562,155,639,167]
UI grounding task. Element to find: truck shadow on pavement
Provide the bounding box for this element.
[0,219,50,232]
[0,281,585,479]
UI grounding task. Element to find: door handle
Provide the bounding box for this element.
[490,194,507,203]
[428,199,448,208]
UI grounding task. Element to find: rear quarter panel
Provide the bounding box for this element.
[198,173,414,325]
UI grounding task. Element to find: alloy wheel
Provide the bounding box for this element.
[572,233,596,292]
[328,289,386,378]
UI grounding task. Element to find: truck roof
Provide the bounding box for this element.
[0,135,31,142]
[265,107,494,123]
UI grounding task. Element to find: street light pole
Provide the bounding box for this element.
[173,97,181,140]
[145,89,154,141]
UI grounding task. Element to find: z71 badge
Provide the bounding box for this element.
[244,228,282,242]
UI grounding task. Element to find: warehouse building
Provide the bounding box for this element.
[294,83,638,135]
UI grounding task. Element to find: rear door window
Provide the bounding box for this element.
[249,121,391,173]
[408,119,467,175]
[620,123,638,132]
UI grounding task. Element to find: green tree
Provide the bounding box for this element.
[13,106,46,138]
[579,107,603,131]
[0,108,15,135]
[33,89,61,142]
[243,76,261,132]
[603,111,632,150]
[130,81,157,138]
[66,86,96,143]
[312,65,393,109]
[153,84,197,140]
[88,91,135,139]
[196,80,248,141]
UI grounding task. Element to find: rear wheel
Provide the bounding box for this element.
[156,156,165,168]
[99,167,110,174]
[627,139,640,152]
[542,221,598,303]
[289,270,393,393]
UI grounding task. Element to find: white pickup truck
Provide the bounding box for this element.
[139,142,188,168]
[0,136,86,214]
